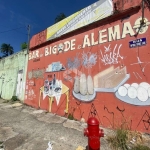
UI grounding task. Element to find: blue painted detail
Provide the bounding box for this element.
[129,38,146,48]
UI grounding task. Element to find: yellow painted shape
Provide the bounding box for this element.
[49,97,54,112]
[46,11,81,40]
[76,146,85,150]
[39,90,41,108]
[64,90,69,113]
[39,84,69,112]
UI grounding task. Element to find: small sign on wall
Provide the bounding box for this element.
[129,38,146,48]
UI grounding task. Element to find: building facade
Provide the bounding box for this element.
[25,0,150,133]
[0,49,28,101]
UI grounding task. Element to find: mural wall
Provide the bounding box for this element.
[25,7,150,133]
[0,49,28,101]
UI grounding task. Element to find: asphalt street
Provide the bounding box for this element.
[0,99,111,150]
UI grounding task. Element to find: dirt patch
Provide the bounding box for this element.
[0,127,18,141]
[4,134,28,150]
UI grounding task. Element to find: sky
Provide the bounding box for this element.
[0,0,97,54]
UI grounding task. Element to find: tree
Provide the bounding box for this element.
[55,13,66,23]
[21,42,28,50]
[0,43,14,57]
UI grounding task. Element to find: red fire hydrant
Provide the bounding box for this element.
[84,117,104,150]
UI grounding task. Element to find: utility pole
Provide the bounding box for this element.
[27,25,30,54]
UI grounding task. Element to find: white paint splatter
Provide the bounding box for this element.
[100,44,123,65]
[46,141,53,150]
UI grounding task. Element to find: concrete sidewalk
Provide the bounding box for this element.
[0,99,111,150]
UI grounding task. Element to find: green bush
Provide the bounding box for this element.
[131,145,150,150]
[11,96,18,101]
[107,128,128,150]
[68,113,74,120]
[107,127,150,150]
[0,141,4,149]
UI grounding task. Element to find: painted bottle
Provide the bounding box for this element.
[80,74,87,95]
[52,74,56,89]
[44,79,49,94]
[74,76,80,93]
[87,75,94,95]
[49,81,53,95]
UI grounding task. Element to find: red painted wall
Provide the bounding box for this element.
[25,6,150,133]
[30,29,47,49]
[113,0,141,10]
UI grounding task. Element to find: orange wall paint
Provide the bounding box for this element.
[113,0,141,10]
[30,29,47,49]
[25,7,150,133]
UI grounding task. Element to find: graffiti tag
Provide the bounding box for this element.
[100,44,123,65]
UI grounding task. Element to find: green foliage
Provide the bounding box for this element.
[131,145,150,150]
[55,13,66,23]
[0,43,14,57]
[11,96,18,101]
[107,122,150,150]
[68,113,74,120]
[21,42,27,50]
[107,128,128,150]
[0,142,4,149]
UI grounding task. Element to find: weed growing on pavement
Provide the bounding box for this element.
[131,145,150,150]
[68,113,74,120]
[107,118,150,150]
[107,128,128,150]
[11,96,18,101]
[0,141,4,149]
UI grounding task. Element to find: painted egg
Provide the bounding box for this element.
[124,84,130,89]
[137,86,148,102]
[139,82,150,90]
[118,86,127,97]
[128,86,137,99]
[147,87,150,97]
[131,83,139,89]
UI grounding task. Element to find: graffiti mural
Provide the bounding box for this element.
[103,105,114,128]
[46,62,66,72]
[63,53,81,83]
[115,82,150,105]
[38,73,69,112]
[28,69,45,79]
[137,110,150,130]
[100,44,123,65]
[88,103,101,123]
[25,12,150,134]
[71,52,97,101]
[116,106,132,130]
